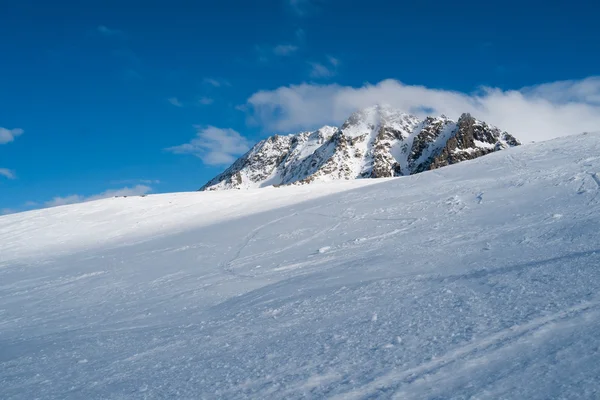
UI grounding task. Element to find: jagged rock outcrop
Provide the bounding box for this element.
[200,105,520,191]
[424,113,519,172]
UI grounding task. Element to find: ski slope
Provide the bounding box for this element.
[1,132,600,399]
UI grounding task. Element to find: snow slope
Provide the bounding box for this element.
[0,179,382,265]
[1,132,600,399]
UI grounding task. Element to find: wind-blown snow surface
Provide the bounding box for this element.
[2,133,600,399]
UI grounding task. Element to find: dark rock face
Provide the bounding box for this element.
[408,117,455,173]
[424,113,520,172]
[369,126,407,178]
[199,106,521,191]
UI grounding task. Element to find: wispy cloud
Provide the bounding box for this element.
[0,127,24,144]
[243,76,600,143]
[253,25,305,64]
[198,97,214,105]
[168,97,214,107]
[254,45,271,64]
[0,168,16,179]
[122,69,143,81]
[287,0,321,16]
[168,97,184,107]
[110,49,143,81]
[309,56,339,78]
[308,62,332,78]
[97,25,123,37]
[256,42,300,63]
[203,78,231,88]
[295,28,306,41]
[44,195,85,208]
[1,127,23,179]
[0,208,17,216]
[3,185,155,215]
[273,44,299,56]
[109,179,160,185]
[44,185,153,208]
[326,55,339,67]
[166,126,250,166]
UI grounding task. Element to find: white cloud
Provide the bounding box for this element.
[0,127,23,144]
[327,55,339,67]
[166,126,251,166]
[45,195,83,207]
[309,63,334,78]
[288,0,306,15]
[244,77,600,142]
[123,69,143,81]
[203,78,231,88]
[44,185,153,208]
[273,44,299,56]
[169,97,214,107]
[309,56,339,78]
[198,97,214,105]
[0,128,21,178]
[287,0,320,16]
[254,45,271,63]
[0,168,15,179]
[521,77,600,105]
[97,25,123,37]
[109,179,160,185]
[168,97,184,107]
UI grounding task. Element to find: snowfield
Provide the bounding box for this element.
[1,132,600,399]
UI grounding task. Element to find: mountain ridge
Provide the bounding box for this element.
[200,105,520,191]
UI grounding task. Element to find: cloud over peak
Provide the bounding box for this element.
[244,77,600,143]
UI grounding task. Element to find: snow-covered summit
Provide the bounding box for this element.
[200,105,520,190]
[339,104,416,139]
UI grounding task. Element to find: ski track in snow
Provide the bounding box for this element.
[586,172,600,206]
[590,172,600,188]
[334,298,600,400]
[220,214,298,279]
[1,133,600,399]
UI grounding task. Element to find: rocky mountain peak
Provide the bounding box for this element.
[199,106,521,191]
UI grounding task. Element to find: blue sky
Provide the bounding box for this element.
[1,0,600,213]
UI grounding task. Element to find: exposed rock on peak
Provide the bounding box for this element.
[200,106,520,191]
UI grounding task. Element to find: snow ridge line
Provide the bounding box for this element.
[331,298,600,400]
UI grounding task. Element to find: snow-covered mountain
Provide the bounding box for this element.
[200,105,520,190]
[2,133,600,399]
